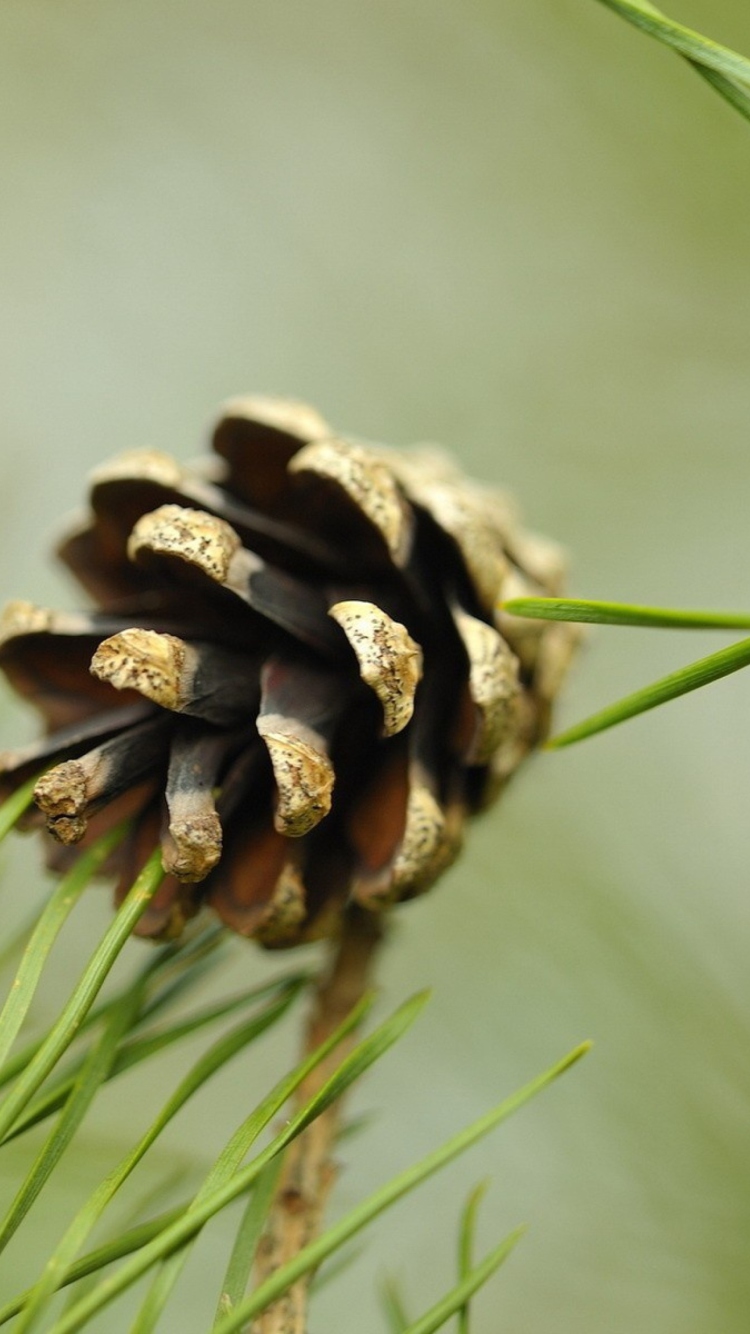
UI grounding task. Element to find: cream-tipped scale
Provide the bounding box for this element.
[452,607,521,764]
[328,600,423,736]
[91,628,257,725]
[128,504,342,658]
[0,601,57,645]
[89,447,343,576]
[388,777,446,900]
[128,505,243,585]
[289,437,414,568]
[256,725,335,838]
[161,723,236,882]
[255,652,346,838]
[212,395,331,510]
[349,759,463,910]
[33,716,169,845]
[382,448,513,613]
[0,703,151,793]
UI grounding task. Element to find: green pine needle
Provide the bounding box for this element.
[8,973,306,1143]
[0,848,164,1145]
[694,62,750,120]
[57,1176,187,1318]
[127,990,424,1333]
[6,980,303,1332]
[213,1158,285,1324]
[501,596,750,630]
[0,773,39,843]
[403,1226,526,1334]
[209,1041,591,1334]
[457,1181,489,1334]
[0,1205,190,1326]
[549,636,750,748]
[500,598,750,747]
[594,0,750,124]
[47,990,412,1330]
[0,969,147,1261]
[381,1277,411,1333]
[0,823,128,1073]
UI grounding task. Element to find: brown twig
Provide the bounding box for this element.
[251,908,383,1333]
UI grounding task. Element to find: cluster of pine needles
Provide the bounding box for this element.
[0,797,585,1329]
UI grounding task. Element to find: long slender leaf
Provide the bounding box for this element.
[548,636,750,748]
[594,0,750,87]
[133,922,227,1023]
[692,62,750,122]
[599,0,750,123]
[403,1227,526,1334]
[502,596,750,630]
[0,824,127,1072]
[0,774,39,843]
[0,998,119,1097]
[0,849,164,1144]
[0,1205,189,1326]
[210,1041,590,1334]
[0,928,213,1099]
[129,989,415,1332]
[457,1181,488,1334]
[57,1174,187,1316]
[0,970,146,1258]
[49,991,423,1332]
[0,927,225,1115]
[310,1244,365,1294]
[114,976,306,1070]
[10,981,303,1333]
[381,1278,411,1333]
[0,911,45,974]
[213,1159,284,1324]
[8,973,307,1142]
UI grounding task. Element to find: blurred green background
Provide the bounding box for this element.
[1,1,750,1328]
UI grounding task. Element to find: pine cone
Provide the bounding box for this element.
[0,398,578,943]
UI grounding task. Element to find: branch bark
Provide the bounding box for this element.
[251,908,383,1333]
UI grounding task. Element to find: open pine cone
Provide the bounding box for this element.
[0,398,578,943]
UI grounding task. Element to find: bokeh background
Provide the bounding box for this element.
[1,1,749,1328]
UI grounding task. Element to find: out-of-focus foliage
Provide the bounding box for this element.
[1,1,750,1329]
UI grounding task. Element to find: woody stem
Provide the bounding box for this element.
[251,908,384,1334]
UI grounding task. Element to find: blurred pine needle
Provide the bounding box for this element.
[594,0,750,123]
